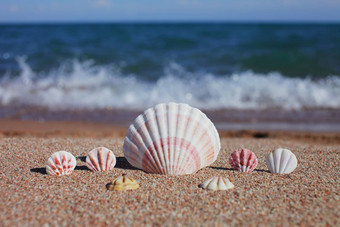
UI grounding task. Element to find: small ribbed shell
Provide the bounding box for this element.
[229,149,258,172]
[46,151,76,176]
[266,148,297,174]
[199,177,234,190]
[106,175,139,191]
[86,147,116,172]
[123,102,221,175]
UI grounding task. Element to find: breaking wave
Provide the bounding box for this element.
[0,57,339,110]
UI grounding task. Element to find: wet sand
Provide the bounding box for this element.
[1,106,340,132]
[0,119,339,226]
[1,119,339,144]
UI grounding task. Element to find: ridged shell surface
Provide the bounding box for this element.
[86,147,116,172]
[266,148,297,174]
[106,175,139,191]
[46,151,76,176]
[199,177,234,190]
[123,102,221,175]
[229,149,258,172]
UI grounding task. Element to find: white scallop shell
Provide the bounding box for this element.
[199,177,234,190]
[266,148,297,174]
[86,147,116,172]
[46,151,77,176]
[123,102,221,175]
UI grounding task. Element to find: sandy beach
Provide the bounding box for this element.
[1,8,340,227]
[0,119,339,226]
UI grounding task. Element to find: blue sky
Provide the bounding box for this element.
[0,0,339,23]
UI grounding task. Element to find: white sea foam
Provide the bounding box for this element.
[0,58,339,110]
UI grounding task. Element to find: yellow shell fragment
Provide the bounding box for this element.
[107,174,139,191]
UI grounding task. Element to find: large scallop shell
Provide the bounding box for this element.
[86,147,116,172]
[46,151,77,176]
[229,149,258,172]
[199,177,234,190]
[123,102,221,175]
[266,148,297,174]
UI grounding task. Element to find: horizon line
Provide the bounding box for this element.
[0,20,340,25]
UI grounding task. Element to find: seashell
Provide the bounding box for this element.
[106,174,139,191]
[123,102,221,175]
[266,148,297,174]
[86,147,116,172]
[46,151,77,176]
[199,177,234,190]
[229,149,258,172]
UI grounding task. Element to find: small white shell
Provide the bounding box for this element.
[46,151,77,176]
[86,147,116,172]
[266,148,297,174]
[199,177,234,190]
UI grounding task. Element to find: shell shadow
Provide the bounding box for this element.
[75,156,91,171]
[75,165,91,171]
[30,166,91,174]
[209,166,270,173]
[254,169,270,173]
[30,167,47,175]
[208,166,234,171]
[115,157,139,170]
[77,156,86,162]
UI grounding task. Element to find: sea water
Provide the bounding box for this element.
[0,23,339,111]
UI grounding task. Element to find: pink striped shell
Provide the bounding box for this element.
[46,151,77,176]
[229,149,258,172]
[123,102,221,175]
[86,147,116,172]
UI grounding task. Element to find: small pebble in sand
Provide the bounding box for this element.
[229,148,258,172]
[46,151,77,176]
[266,148,298,174]
[86,147,116,172]
[199,176,234,191]
[106,174,140,191]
